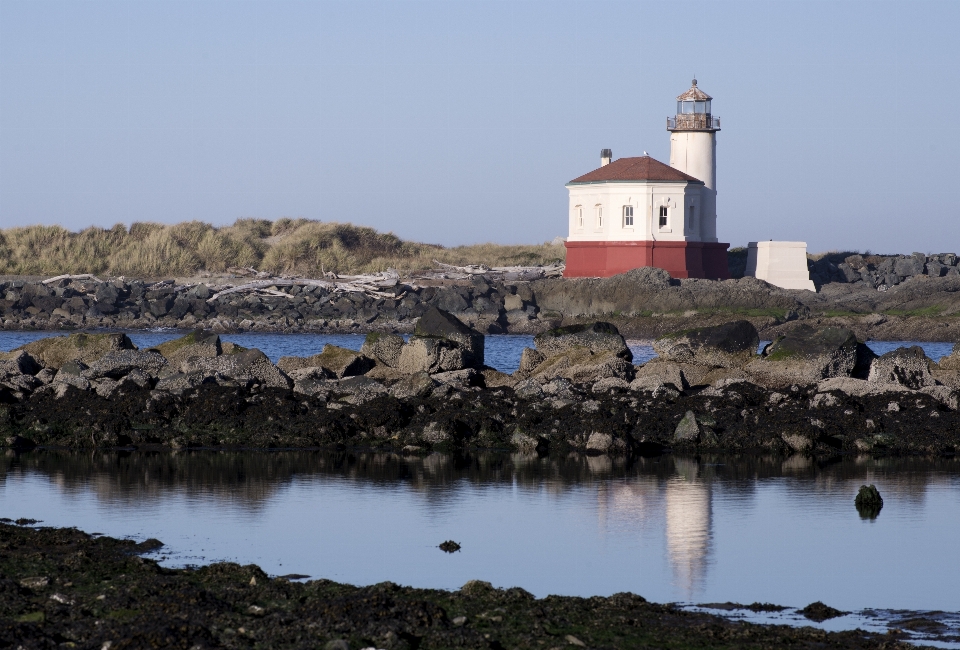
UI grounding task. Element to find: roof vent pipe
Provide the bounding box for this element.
[600,149,612,167]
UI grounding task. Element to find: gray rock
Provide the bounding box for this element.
[389,372,438,399]
[154,371,216,394]
[431,368,479,388]
[632,359,688,390]
[513,378,544,398]
[151,329,221,365]
[836,263,861,283]
[92,378,120,398]
[0,350,42,376]
[0,372,42,393]
[414,306,484,366]
[653,320,759,368]
[182,349,292,389]
[867,346,936,389]
[515,347,546,377]
[53,372,91,391]
[534,322,631,361]
[674,410,701,442]
[586,432,620,453]
[542,378,576,398]
[119,369,153,389]
[591,377,631,393]
[629,377,680,399]
[82,350,167,380]
[359,332,405,368]
[397,337,469,374]
[333,376,387,405]
[894,256,924,277]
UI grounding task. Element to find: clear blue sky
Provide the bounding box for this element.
[1,0,957,254]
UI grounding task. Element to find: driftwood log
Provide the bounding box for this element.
[206,271,403,303]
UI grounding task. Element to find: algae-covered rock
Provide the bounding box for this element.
[397,337,469,374]
[855,484,883,519]
[389,372,437,399]
[277,345,374,379]
[534,322,632,361]
[653,320,759,368]
[151,329,221,364]
[183,349,292,389]
[14,332,136,369]
[746,325,858,386]
[82,350,167,380]
[526,348,635,383]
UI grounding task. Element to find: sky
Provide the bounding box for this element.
[1,0,958,254]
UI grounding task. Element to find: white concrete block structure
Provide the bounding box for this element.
[745,241,816,291]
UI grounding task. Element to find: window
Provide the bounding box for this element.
[575,206,583,229]
[596,205,603,228]
[659,205,668,228]
[623,205,634,227]
[688,205,695,229]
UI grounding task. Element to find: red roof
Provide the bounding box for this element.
[567,156,703,184]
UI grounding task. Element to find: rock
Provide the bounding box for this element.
[14,332,136,369]
[515,347,546,376]
[397,337,469,374]
[632,359,688,390]
[0,350,42,375]
[58,360,88,376]
[918,385,959,410]
[277,345,374,379]
[586,431,623,454]
[82,350,167,380]
[534,322,632,361]
[629,377,680,399]
[816,377,912,398]
[92,378,120,398]
[653,320,759,368]
[591,377,631,393]
[359,332,405,368]
[894,256,924,277]
[288,368,334,398]
[933,344,960,389]
[782,433,813,452]
[5,435,36,450]
[479,367,514,388]
[119,369,153,390]
[414,306,484,366]
[154,372,216,394]
[438,540,461,553]
[855,484,883,519]
[746,325,858,386]
[513,378,544,398]
[53,372,91,391]
[867,346,936,389]
[333,376,387,405]
[182,349,292,389]
[800,601,846,622]
[388,372,438,399]
[674,411,701,442]
[151,329,221,365]
[526,348,635,384]
[431,368,479,388]
[324,641,350,650]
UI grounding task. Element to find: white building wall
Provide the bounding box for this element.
[566,181,705,243]
[669,131,718,242]
[745,241,816,291]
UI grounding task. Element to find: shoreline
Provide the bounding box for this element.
[0,521,931,649]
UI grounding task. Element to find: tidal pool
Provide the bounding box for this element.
[3,450,960,615]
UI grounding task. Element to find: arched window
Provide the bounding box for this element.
[659,205,668,228]
[575,206,583,229]
[596,205,603,228]
[623,205,634,227]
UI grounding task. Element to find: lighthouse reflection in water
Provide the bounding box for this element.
[600,457,714,599]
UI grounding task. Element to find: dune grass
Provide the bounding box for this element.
[0,219,566,278]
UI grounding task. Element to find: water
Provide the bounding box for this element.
[0,330,952,374]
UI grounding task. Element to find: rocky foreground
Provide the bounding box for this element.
[0,522,924,649]
[2,308,960,455]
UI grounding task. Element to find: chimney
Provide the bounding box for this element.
[600,149,612,166]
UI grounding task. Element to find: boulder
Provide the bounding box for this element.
[652,320,759,368]
[867,346,936,389]
[746,325,858,386]
[515,348,546,377]
[277,345,374,379]
[0,350,42,376]
[359,332,405,368]
[632,359,688,390]
[182,349,292,389]
[154,371,216,394]
[591,377,631,393]
[151,329,221,365]
[82,350,167,380]
[534,322,632,361]
[389,372,438,399]
[479,367,514,388]
[933,344,960,389]
[414,306,484,366]
[14,332,136,369]
[525,348,635,383]
[397,337,469,374]
[674,411,701,442]
[53,372,91,391]
[814,377,912,398]
[629,377,680,399]
[331,376,388,405]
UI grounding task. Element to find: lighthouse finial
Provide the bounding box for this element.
[692,77,697,86]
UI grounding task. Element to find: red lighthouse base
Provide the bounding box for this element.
[563,240,730,280]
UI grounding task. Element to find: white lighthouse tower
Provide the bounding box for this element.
[668,79,719,243]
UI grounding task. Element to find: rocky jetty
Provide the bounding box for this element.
[2,311,960,456]
[3,257,960,341]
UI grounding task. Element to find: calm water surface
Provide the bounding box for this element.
[3,451,960,614]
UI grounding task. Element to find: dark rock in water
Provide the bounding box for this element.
[15,518,40,525]
[534,322,632,361]
[439,540,461,553]
[653,320,759,368]
[799,601,846,622]
[748,325,858,386]
[855,484,883,519]
[135,538,164,552]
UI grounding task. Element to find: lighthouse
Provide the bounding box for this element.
[563,81,730,279]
